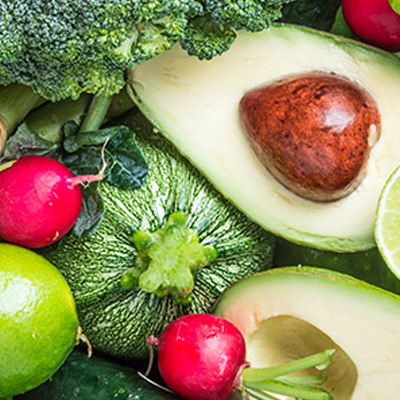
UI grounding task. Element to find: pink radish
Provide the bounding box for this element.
[156,314,246,400]
[0,155,103,248]
[151,313,337,400]
[342,0,400,51]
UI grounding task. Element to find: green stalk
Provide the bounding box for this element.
[25,94,92,143]
[244,387,284,400]
[241,349,336,400]
[105,88,134,121]
[246,380,334,400]
[242,349,335,383]
[0,83,42,154]
[23,89,134,144]
[78,94,113,134]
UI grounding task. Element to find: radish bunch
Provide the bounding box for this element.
[150,314,336,400]
[0,155,102,248]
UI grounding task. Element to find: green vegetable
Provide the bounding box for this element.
[0,1,297,152]
[17,350,179,400]
[39,109,275,359]
[128,23,400,252]
[2,97,149,237]
[215,266,400,399]
[390,0,400,14]
[280,0,341,31]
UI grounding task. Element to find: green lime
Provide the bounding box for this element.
[0,243,79,398]
[375,164,400,279]
[389,0,400,15]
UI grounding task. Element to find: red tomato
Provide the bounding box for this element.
[342,0,400,51]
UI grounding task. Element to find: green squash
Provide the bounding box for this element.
[41,110,275,359]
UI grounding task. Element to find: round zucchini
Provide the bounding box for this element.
[41,110,275,359]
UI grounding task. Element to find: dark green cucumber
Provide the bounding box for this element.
[274,238,400,295]
[41,109,275,359]
[17,350,178,400]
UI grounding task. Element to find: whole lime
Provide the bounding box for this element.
[0,243,79,397]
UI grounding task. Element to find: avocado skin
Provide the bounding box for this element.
[273,238,400,295]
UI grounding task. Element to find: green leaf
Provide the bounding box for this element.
[72,183,104,237]
[1,122,59,161]
[63,126,115,153]
[330,7,354,38]
[389,0,400,14]
[280,0,341,31]
[63,125,148,191]
[104,126,148,190]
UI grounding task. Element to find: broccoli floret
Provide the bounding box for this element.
[180,15,237,60]
[0,1,195,101]
[0,0,296,154]
[204,0,293,31]
[0,0,296,101]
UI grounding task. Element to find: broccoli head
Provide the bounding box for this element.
[0,0,296,101]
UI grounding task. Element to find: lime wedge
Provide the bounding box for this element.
[375,164,400,278]
[389,0,400,15]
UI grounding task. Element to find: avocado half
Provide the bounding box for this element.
[128,24,400,252]
[214,267,400,399]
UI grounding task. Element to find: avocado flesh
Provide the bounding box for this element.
[214,267,400,399]
[129,24,400,252]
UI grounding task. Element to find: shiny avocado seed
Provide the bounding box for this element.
[239,72,381,202]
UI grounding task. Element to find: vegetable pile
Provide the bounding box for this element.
[2,1,400,399]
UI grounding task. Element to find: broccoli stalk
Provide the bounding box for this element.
[0,84,42,154]
[18,90,135,147]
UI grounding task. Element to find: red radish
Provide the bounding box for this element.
[0,155,103,248]
[152,314,337,400]
[156,314,246,400]
[341,0,400,51]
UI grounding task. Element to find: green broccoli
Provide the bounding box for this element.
[0,0,296,153]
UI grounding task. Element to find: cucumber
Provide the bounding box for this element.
[40,109,275,359]
[274,238,400,295]
[17,350,178,400]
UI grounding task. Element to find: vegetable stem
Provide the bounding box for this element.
[0,83,41,155]
[78,94,113,133]
[241,349,336,400]
[246,380,334,400]
[242,349,335,383]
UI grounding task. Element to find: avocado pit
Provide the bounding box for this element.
[239,72,381,202]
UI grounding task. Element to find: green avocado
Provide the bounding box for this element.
[214,267,400,399]
[128,23,400,252]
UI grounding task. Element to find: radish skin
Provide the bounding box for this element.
[342,0,400,51]
[0,155,83,248]
[154,314,336,400]
[157,314,246,400]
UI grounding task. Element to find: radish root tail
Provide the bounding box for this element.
[67,137,109,189]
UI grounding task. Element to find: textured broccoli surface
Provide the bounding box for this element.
[0,0,295,101]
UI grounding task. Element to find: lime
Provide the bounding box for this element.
[0,243,79,398]
[375,164,400,279]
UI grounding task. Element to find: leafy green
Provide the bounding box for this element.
[2,120,148,236]
[280,0,341,31]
